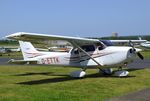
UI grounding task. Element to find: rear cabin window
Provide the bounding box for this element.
[81,45,95,52]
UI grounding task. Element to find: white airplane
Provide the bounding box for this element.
[6,32,144,77]
[141,42,150,48]
[139,37,150,49]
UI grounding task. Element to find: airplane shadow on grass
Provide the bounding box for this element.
[14,72,54,76]
[15,69,138,85]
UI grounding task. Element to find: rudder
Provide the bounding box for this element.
[19,41,43,60]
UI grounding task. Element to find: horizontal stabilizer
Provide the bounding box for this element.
[8,59,37,64]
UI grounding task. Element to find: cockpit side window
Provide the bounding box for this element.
[100,40,113,46]
[74,48,79,54]
[81,45,95,52]
[98,46,103,50]
[73,45,95,54]
[96,42,105,50]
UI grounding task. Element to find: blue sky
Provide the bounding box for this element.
[0,0,150,38]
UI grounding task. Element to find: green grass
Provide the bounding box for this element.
[141,51,150,59]
[0,65,150,101]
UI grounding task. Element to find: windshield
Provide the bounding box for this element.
[100,40,113,46]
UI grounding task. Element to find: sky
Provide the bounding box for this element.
[0,0,150,38]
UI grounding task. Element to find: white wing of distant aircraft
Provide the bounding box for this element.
[138,37,150,49]
[0,47,20,56]
[6,32,144,77]
[140,41,150,48]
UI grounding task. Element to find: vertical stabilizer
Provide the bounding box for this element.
[138,37,142,40]
[19,41,43,60]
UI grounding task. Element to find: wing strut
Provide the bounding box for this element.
[72,42,105,73]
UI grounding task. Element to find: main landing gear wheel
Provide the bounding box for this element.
[70,70,86,78]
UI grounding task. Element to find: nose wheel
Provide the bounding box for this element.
[114,70,129,77]
[99,67,129,77]
[114,66,129,77]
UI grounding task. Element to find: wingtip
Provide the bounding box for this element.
[5,32,23,39]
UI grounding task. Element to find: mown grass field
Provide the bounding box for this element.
[141,51,150,58]
[0,65,150,101]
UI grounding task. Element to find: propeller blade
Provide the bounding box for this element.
[137,52,144,60]
[129,40,134,48]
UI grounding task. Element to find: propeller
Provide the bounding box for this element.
[129,40,144,60]
[137,52,144,60]
[129,40,134,48]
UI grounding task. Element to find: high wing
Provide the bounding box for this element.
[6,32,104,69]
[6,32,100,46]
[6,32,147,46]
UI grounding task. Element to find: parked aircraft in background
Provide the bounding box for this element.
[141,42,150,48]
[0,47,20,56]
[6,32,144,77]
[139,37,150,49]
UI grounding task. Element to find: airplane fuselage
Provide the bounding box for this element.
[28,46,136,68]
[6,32,144,77]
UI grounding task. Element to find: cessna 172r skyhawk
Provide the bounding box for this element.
[6,32,145,77]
